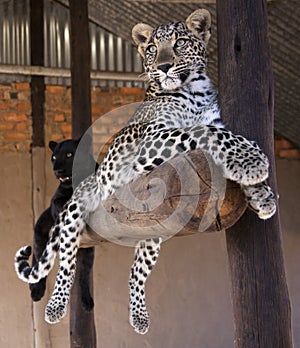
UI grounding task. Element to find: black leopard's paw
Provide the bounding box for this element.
[30,277,47,302]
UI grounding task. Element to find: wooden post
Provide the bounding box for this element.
[30,0,45,148]
[69,1,96,347]
[29,1,51,347]
[216,1,293,347]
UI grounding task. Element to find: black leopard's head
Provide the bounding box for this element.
[132,9,211,91]
[49,139,80,186]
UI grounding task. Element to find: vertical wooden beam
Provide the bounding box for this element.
[70,0,92,138]
[30,1,52,347]
[69,1,96,347]
[30,0,45,148]
[216,1,293,347]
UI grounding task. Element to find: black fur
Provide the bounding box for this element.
[30,139,95,311]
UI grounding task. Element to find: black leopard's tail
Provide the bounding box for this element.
[15,226,59,284]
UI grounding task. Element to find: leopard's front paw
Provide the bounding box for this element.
[248,197,277,220]
[45,297,68,324]
[129,309,150,335]
[224,152,269,186]
[242,183,277,219]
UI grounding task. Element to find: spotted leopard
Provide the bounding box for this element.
[15,9,276,335]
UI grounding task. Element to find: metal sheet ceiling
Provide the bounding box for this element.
[57,0,300,148]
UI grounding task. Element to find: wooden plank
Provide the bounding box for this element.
[216,0,293,347]
[69,1,96,347]
[0,64,140,81]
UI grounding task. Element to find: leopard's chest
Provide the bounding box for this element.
[130,96,208,128]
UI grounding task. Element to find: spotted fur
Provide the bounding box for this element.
[15,9,276,334]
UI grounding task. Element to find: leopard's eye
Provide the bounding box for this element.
[146,44,157,54]
[175,38,189,48]
[66,152,73,158]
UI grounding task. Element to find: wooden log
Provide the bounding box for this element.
[216,0,293,347]
[80,150,247,247]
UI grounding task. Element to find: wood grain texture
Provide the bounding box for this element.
[69,1,96,347]
[216,0,293,347]
[81,150,247,247]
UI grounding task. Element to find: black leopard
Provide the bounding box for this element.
[29,139,95,312]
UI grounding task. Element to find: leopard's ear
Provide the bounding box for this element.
[186,9,211,44]
[49,141,57,152]
[132,23,154,57]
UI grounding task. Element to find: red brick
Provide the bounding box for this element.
[92,106,101,115]
[119,87,144,96]
[50,133,63,142]
[17,102,31,112]
[46,85,67,95]
[0,85,11,91]
[15,122,29,131]
[275,138,293,151]
[54,114,65,122]
[0,123,14,131]
[60,124,72,133]
[0,100,16,110]
[15,82,30,91]
[3,132,28,140]
[3,91,11,100]
[17,92,30,101]
[4,113,28,122]
[279,149,300,159]
[54,106,71,114]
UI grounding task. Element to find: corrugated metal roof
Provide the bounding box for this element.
[0,0,143,86]
[71,0,300,148]
[268,0,300,148]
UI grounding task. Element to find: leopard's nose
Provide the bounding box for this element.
[157,63,173,74]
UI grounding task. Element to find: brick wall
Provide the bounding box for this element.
[0,82,144,153]
[45,85,144,157]
[0,82,32,152]
[275,135,300,159]
[0,82,299,160]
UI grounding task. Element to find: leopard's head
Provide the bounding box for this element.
[132,9,211,91]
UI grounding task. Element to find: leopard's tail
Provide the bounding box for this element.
[15,226,59,284]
